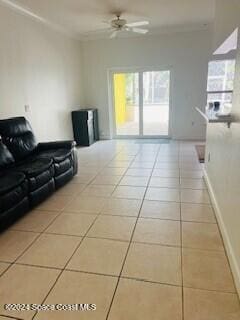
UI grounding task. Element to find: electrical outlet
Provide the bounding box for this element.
[24,105,30,113]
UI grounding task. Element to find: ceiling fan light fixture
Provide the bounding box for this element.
[111,18,127,29]
[98,14,149,39]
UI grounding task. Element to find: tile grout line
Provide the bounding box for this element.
[0,236,228,268]
[0,315,24,320]
[39,198,212,205]
[0,164,109,318]
[2,141,236,320]
[0,200,74,318]
[9,207,218,236]
[105,144,161,319]
[84,146,137,198]
[31,200,105,320]
[104,148,138,202]
[179,143,185,320]
[1,144,178,278]
[28,143,135,319]
[0,207,65,280]
[2,259,238,296]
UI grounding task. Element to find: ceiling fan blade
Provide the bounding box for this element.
[110,30,118,39]
[131,27,148,34]
[126,21,149,27]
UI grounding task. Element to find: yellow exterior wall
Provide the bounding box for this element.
[114,74,126,125]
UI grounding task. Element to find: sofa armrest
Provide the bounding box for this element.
[38,140,76,150]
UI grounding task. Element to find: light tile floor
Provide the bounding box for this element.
[0,140,239,320]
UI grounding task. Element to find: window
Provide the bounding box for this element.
[207,60,236,105]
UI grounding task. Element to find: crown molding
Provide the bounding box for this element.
[0,0,81,40]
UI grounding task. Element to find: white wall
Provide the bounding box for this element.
[205,0,240,296]
[81,29,212,140]
[213,0,240,52]
[0,5,84,141]
[0,6,212,142]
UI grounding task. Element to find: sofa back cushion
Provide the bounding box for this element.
[0,117,37,161]
[0,140,15,168]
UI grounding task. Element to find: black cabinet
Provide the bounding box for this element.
[72,109,99,146]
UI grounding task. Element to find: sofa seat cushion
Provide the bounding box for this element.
[0,172,28,213]
[0,172,26,195]
[16,158,54,192]
[28,168,55,192]
[16,158,53,178]
[37,149,72,163]
[55,157,72,176]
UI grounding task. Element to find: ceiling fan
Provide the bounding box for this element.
[105,14,149,39]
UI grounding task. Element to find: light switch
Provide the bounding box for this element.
[208,153,211,162]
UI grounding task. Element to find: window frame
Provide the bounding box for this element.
[207,59,236,105]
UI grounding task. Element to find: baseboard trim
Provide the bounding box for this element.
[203,168,240,297]
[99,135,111,140]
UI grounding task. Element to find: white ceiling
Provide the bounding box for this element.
[1,0,215,39]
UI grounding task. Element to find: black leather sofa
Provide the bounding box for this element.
[0,117,78,229]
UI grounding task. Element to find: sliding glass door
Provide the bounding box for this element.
[113,72,139,136]
[143,71,170,136]
[112,69,170,138]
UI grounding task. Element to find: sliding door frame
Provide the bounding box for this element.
[108,67,173,139]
